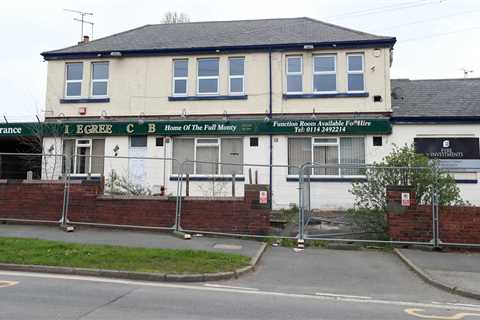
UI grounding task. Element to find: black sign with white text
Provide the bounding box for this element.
[414,138,480,160]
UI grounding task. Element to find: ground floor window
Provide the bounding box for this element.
[63,138,105,175]
[288,137,365,176]
[172,137,243,175]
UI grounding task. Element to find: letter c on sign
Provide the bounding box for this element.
[126,124,134,134]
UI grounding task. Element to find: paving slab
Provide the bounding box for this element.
[397,248,480,297]
[0,224,262,258]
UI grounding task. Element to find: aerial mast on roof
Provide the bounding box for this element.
[64,9,94,41]
[460,68,474,78]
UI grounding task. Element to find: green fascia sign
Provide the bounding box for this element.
[0,118,392,138]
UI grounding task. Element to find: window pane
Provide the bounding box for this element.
[287,75,302,92]
[62,140,75,174]
[67,63,83,80]
[221,138,243,175]
[92,62,108,80]
[174,60,188,77]
[348,74,364,91]
[198,59,219,76]
[348,55,363,71]
[198,78,218,93]
[288,138,311,175]
[287,57,302,73]
[130,136,147,147]
[91,139,105,174]
[172,138,194,174]
[174,79,187,94]
[314,56,335,72]
[340,137,365,175]
[92,81,108,96]
[230,78,243,93]
[313,145,338,175]
[314,138,337,144]
[197,138,218,144]
[196,146,219,174]
[314,74,336,92]
[66,82,81,96]
[229,58,244,76]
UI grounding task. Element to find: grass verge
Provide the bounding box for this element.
[0,237,250,274]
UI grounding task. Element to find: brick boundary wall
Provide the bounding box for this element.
[0,180,270,235]
[387,186,480,244]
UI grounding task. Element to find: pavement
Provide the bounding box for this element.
[1,224,480,318]
[0,224,262,258]
[0,246,480,319]
[396,248,480,299]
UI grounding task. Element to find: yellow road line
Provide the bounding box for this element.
[0,280,18,288]
[405,308,480,319]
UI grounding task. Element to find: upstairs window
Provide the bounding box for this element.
[197,58,219,95]
[91,62,109,97]
[173,59,188,96]
[286,56,303,93]
[347,54,365,92]
[313,55,336,93]
[229,57,245,95]
[65,62,83,98]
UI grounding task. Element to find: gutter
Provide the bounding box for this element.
[41,38,397,60]
[391,116,480,124]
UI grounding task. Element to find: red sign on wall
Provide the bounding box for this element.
[259,191,268,204]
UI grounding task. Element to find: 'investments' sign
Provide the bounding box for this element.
[414,138,480,160]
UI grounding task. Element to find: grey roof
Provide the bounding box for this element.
[42,17,394,57]
[391,78,480,119]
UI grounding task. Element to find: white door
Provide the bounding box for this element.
[128,136,148,186]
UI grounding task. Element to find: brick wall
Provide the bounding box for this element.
[387,186,480,244]
[0,180,270,234]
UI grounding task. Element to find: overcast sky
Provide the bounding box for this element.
[1,0,479,121]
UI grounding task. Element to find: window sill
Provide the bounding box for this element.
[169,175,245,182]
[168,95,248,101]
[283,92,369,99]
[286,176,367,182]
[60,97,110,104]
[455,179,478,184]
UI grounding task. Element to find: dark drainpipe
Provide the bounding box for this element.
[268,48,273,209]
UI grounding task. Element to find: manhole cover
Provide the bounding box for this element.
[213,244,243,250]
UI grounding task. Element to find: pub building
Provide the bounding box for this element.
[1,18,478,209]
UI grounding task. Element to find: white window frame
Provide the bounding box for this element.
[313,55,337,94]
[347,54,365,93]
[197,58,219,95]
[64,62,83,98]
[286,55,303,94]
[287,136,366,178]
[173,137,245,176]
[228,57,245,95]
[75,139,93,176]
[172,59,188,96]
[90,62,109,98]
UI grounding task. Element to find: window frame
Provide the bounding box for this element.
[197,58,220,95]
[347,53,365,93]
[172,137,244,176]
[90,61,109,98]
[63,138,104,176]
[313,55,337,94]
[287,136,366,178]
[172,59,188,96]
[228,57,245,95]
[286,55,303,94]
[64,62,83,98]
